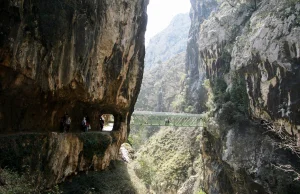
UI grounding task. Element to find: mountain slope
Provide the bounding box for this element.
[145,13,190,69]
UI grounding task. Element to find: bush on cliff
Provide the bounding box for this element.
[0,168,61,194]
[210,74,249,125]
[79,133,112,159]
[0,168,34,193]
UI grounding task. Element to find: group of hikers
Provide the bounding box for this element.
[60,113,105,133]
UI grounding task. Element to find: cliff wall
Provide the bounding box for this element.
[136,13,191,112]
[185,0,218,113]
[0,132,122,188]
[0,0,148,134]
[186,0,300,193]
[0,0,148,189]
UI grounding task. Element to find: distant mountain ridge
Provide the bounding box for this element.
[145,13,191,68]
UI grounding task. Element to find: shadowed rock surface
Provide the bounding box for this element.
[0,0,148,134]
[0,0,148,189]
[0,132,122,187]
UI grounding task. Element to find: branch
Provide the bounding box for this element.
[261,120,300,158]
[272,164,300,181]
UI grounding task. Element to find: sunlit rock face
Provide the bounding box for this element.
[0,0,148,136]
[197,0,300,131]
[185,0,218,113]
[186,0,300,193]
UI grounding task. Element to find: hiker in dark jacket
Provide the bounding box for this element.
[82,117,87,132]
[65,116,71,132]
[99,114,104,131]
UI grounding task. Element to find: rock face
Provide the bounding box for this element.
[185,0,218,113]
[0,0,148,134]
[0,0,148,189]
[0,132,122,187]
[145,13,190,69]
[185,0,300,193]
[135,52,187,112]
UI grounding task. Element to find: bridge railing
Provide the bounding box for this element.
[131,111,203,127]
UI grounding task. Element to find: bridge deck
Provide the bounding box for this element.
[131,111,203,127]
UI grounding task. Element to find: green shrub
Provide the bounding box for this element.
[210,74,249,125]
[79,133,112,159]
[211,78,230,108]
[230,74,249,116]
[136,159,155,188]
[197,189,207,194]
[0,168,35,193]
[0,168,62,193]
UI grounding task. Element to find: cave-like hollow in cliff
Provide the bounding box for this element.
[0,66,123,134]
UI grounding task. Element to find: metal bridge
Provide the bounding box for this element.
[131,111,203,127]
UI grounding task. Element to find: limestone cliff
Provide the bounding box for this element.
[185,0,300,193]
[185,0,218,113]
[0,0,148,134]
[0,0,148,189]
[0,132,122,188]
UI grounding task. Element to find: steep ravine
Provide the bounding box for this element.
[135,13,191,112]
[135,52,187,112]
[1,0,300,193]
[133,0,300,194]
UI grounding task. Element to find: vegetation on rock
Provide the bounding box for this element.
[79,133,112,159]
[0,168,61,193]
[59,160,146,194]
[132,127,203,193]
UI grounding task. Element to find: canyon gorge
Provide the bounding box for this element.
[0,0,300,193]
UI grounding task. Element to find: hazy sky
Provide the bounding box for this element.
[145,0,191,45]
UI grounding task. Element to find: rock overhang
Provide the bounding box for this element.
[0,0,148,134]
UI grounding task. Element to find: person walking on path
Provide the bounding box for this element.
[65,116,71,132]
[82,117,87,132]
[86,115,91,131]
[99,114,104,131]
